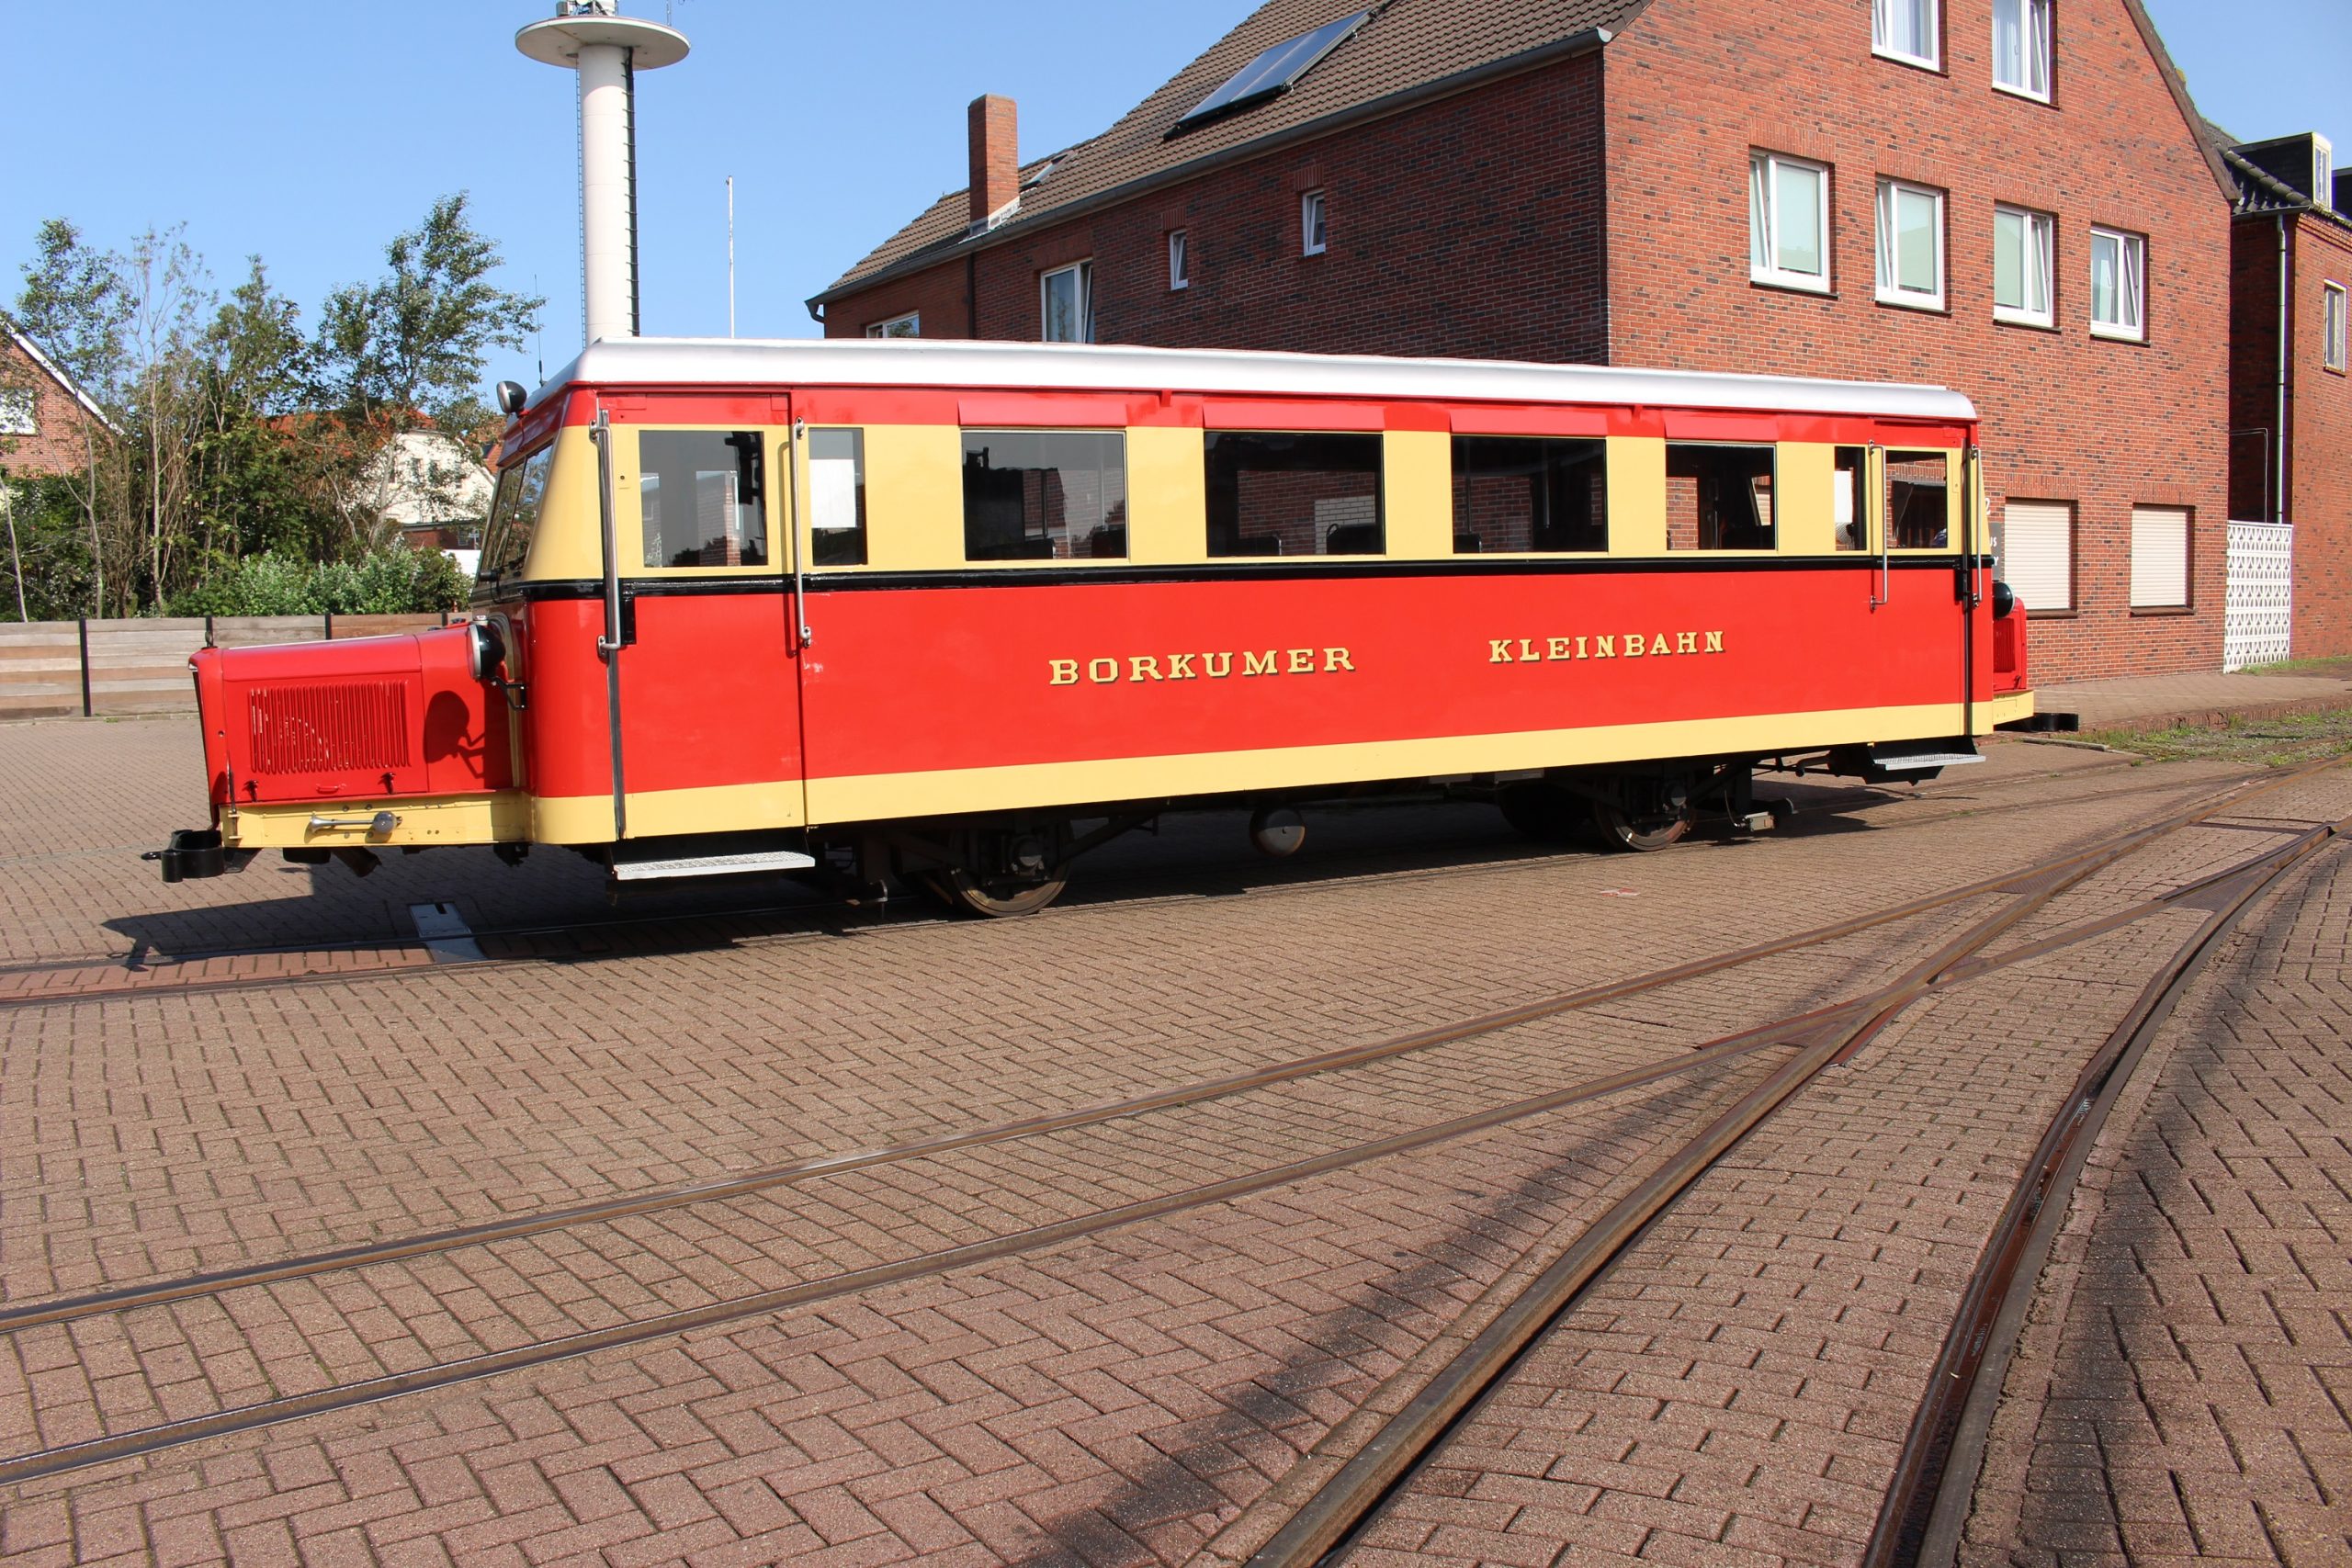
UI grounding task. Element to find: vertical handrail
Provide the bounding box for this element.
[1962,446,1981,745]
[592,410,628,843]
[1869,445,1890,610]
[789,419,814,649]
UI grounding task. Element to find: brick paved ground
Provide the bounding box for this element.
[1960,842,2352,1568]
[1304,770,2352,1568]
[0,716,2340,1565]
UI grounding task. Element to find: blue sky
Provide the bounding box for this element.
[1,0,2343,395]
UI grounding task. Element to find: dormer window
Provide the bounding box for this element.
[1873,0,1939,70]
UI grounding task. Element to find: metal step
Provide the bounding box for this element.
[611,849,818,883]
[1872,751,1986,772]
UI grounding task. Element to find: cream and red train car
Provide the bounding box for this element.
[154,338,2035,914]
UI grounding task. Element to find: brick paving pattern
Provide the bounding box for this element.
[1961,844,2352,1568]
[0,713,2341,1565]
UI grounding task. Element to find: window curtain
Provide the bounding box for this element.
[1748,158,1771,272]
[1875,0,1934,58]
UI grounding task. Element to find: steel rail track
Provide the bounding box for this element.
[0,757,2242,1013]
[1230,763,2346,1566]
[0,764,2332,1490]
[0,765,2311,1338]
[1860,815,2351,1568]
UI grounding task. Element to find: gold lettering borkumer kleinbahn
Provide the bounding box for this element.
[1049,649,1360,685]
[1487,630,1728,663]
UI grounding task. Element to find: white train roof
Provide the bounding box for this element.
[535,337,1977,423]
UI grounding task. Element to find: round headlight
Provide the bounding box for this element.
[468,618,509,682]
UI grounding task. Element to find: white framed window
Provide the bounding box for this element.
[2130,505,2189,609]
[2325,282,2347,373]
[1875,179,1946,310]
[1041,260,1094,344]
[1873,0,1939,69]
[1994,205,2055,326]
[0,387,33,437]
[865,312,920,339]
[1169,230,1190,291]
[2000,501,2074,612]
[1301,190,1328,256]
[2090,227,2146,340]
[1749,152,1832,293]
[1992,0,2052,100]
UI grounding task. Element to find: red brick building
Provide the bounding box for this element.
[0,323,115,480]
[2223,134,2352,657]
[810,0,2236,680]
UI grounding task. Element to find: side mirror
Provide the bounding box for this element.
[496,380,529,417]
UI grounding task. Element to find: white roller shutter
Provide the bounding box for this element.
[2002,501,2072,611]
[2132,506,2190,608]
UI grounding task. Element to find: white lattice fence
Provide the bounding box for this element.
[2224,520,2293,672]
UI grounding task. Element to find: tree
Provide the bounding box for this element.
[311,193,543,429]
[120,226,209,609]
[190,258,336,562]
[11,219,131,614]
[12,218,130,405]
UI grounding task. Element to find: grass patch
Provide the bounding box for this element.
[2085,705,2352,766]
[2246,656,2352,679]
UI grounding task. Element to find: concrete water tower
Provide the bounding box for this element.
[516,1,690,344]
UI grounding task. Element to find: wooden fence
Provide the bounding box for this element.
[0,614,451,721]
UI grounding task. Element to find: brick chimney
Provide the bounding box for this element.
[968,95,1019,230]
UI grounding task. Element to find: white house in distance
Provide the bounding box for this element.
[353,430,494,577]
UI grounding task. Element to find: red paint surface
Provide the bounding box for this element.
[198,628,513,807]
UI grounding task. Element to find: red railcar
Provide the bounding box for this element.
[156,339,2035,913]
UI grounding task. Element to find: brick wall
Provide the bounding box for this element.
[2287,216,2352,655]
[1603,0,2233,682]
[827,54,1610,363]
[0,337,103,480]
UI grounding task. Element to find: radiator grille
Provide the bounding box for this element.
[247,682,412,775]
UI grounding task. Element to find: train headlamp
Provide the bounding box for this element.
[468,618,510,682]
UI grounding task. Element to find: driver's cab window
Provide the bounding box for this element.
[639,429,767,569]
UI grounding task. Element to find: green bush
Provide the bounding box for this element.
[165,548,469,617]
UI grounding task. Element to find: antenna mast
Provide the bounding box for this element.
[727,175,737,338]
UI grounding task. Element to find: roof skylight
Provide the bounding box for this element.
[1173,11,1372,133]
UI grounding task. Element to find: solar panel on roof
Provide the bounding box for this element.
[1173,10,1373,132]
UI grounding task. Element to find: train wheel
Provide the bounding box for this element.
[1498,783,1583,842]
[936,865,1069,918]
[1591,801,1691,852]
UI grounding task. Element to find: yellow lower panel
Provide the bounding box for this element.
[1982,689,2036,730]
[533,779,806,844]
[805,704,1967,825]
[225,793,534,850]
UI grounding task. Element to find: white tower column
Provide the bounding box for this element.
[517,3,689,345]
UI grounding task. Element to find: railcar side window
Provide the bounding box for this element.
[1665,444,1776,550]
[1452,436,1607,554]
[479,444,555,583]
[961,430,1128,560]
[1205,431,1385,558]
[1887,451,1951,548]
[1835,446,1868,551]
[808,429,867,567]
[639,430,768,569]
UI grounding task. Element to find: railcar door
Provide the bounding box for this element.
[589,397,810,853]
[1867,438,1978,746]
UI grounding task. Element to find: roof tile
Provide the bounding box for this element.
[814,0,1647,301]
